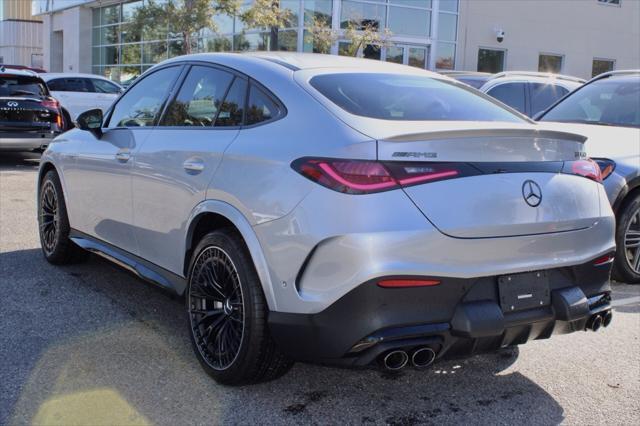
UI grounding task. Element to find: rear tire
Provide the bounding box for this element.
[612,193,640,284]
[186,229,293,385]
[38,170,87,264]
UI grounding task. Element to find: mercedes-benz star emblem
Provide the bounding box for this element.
[7,101,19,107]
[522,180,542,207]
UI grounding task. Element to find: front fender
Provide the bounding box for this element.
[185,200,278,311]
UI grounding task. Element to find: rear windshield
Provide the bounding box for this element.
[0,76,48,97]
[309,73,523,122]
[540,76,640,128]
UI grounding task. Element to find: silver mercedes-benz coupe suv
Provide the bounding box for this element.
[38,53,615,385]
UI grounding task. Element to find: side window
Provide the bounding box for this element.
[161,65,234,127]
[246,84,281,125]
[91,78,122,94]
[64,78,91,92]
[107,66,181,128]
[215,77,247,127]
[487,83,527,115]
[530,83,568,116]
[47,78,67,91]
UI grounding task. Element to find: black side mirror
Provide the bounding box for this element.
[76,109,104,138]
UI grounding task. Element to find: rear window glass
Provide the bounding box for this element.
[309,73,523,122]
[540,77,640,128]
[0,76,48,97]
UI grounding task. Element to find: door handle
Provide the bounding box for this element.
[115,150,130,163]
[183,158,205,173]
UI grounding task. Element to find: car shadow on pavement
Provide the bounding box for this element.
[1,248,565,425]
[0,152,41,172]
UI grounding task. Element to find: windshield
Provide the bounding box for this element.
[309,73,524,122]
[540,76,640,128]
[0,75,48,97]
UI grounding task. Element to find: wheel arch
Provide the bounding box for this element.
[184,200,278,310]
[613,176,640,215]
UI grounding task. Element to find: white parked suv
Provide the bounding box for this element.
[479,72,584,118]
[40,73,123,121]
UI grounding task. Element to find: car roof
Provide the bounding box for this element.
[0,66,42,79]
[40,72,118,82]
[161,52,445,77]
[588,70,640,83]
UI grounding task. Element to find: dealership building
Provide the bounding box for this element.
[31,0,640,83]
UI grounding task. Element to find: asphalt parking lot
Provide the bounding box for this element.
[1,152,639,426]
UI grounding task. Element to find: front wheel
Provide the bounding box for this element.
[186,229,293,385]
[613,192,640,284]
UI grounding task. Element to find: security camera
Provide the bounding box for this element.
[496,29,505,43]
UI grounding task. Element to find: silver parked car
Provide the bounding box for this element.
[537,70,640,283]
[479,71,584,118]
[38,53,615,385]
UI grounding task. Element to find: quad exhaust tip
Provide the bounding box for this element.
[586,310,612,332]
[586,314,603,332]
[382,350,409,371]
[411,347,437,368]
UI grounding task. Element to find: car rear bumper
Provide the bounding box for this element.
[268,258,613,367]
[0,131,57,151]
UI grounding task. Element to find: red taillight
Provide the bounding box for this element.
[292,158,471,194]
[563,159,602,183]
[593,254,615,267]
[42,99,59,109]
[378,279,441,288]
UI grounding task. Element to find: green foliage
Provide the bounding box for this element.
[304,15,337,54]
[241,0,293,51]
[131,0,241,54]
[343,21,393,57]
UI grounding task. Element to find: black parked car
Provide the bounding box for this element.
[0,66,68,152]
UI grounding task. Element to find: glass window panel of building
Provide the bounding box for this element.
[92,0,459,82]
[538,54,564,73]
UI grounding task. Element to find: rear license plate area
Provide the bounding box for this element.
[498,271,550,313]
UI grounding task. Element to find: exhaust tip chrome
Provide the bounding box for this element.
[587,314,603,332]
[602,310,613,328]
[382,350,409,371]
[411,347,436,368]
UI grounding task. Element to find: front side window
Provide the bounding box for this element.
[246,84,282,125]
[477,48,505,73]
[486,83,527,115]
[310,73,524,122]
[107,66,181,128]
[91,78,121,94]
[530,83,569,116]
[161,66,234,127]
[540,76,640,128]
[538,54,563,73]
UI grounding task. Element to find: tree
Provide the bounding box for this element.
[342,20,393,58]
[303,15,338,54]
[131,0,242,55]
[241,0,293,51]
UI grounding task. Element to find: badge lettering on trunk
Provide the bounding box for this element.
[522,180,542,207]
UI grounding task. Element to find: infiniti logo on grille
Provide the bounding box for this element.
[7,101,19,107]
[522,180,542,207]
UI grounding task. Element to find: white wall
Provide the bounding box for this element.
[0,20,43,66]
[42,5,92,73]
[457,0,640,78]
